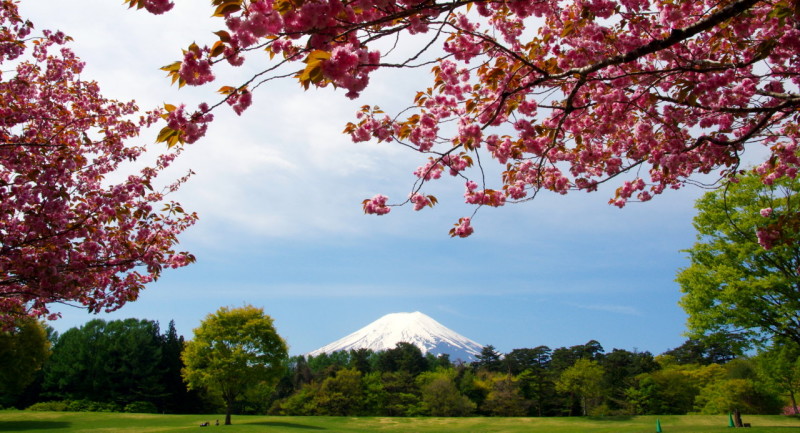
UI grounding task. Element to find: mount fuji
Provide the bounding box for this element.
[307,311,483,362]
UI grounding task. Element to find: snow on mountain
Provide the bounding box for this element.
[307,311,483,362]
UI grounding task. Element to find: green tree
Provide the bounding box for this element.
[504,346,550,375]
[361,371,387,415]
[270,380,318,415]
[662,334,746,365]
[182,305,287,425]
[555,359,606,416]
[376,342,427,375]
[455,366,487,410]
[693,358,782,414]
[551,341,605,372]
[627,360,727,415]
[417,369,475,416]
[677,173,800,346]
[756,339,800,414]
[292,356,314,390]
[380,370,422,416]
[308,351,351,376]
[0,318,49,407]
[694,377,782,415]
[42,318,165,407]
[512,346,554,416]
[473,345,503,372]
[310,368,365,415]
[481,374,529,416]
[348,348,375,374]
[601,349,659,414]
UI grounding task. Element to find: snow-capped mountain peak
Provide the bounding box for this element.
[307,311,483,362]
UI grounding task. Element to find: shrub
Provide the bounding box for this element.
[27,401,68,411]
[783,405,800,416]
[124,401,158,413]
[69,400,116,412]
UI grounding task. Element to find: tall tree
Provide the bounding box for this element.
[0,318,49,406]
[513,346,554,416]
[349,348,374,374]
[555,358,606,416]
[380,370,422,416]
[0,0,196,326]
[376,342,427,375]
[504,346,551,376]
[157,320,204,413]
[473,345,503,372]
[551,341,605,372]
[417,369,476,416]
[481,374,529,416]
[600,348,659,412]
[662,334,746,365]
[677,173,800,346]
[42,318,166,407]
[182,305,288,425]
[309,368,365,415]
[129,0,799,237]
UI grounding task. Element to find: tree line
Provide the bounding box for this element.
[267,338,797,417]
[2,317,798,418]
[1,318,208,413]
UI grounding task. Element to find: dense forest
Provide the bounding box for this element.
[1,318,798,417]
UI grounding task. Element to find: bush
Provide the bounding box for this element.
[27,401,68,411]
[27,400,122,412]
[783,405,800,416]
[124,401,158,413]
[66,400,121,412]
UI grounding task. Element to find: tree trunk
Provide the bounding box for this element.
[734,409,743,428]
[582,395,587,416]
[225,400,232,425]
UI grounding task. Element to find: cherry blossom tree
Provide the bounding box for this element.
[0,0,196,327]
[133,0,799,237]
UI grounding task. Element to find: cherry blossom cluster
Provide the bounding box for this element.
[449,217,474,238]
[143,0,173,14]
[135,0,800,238]
[362,194,391,215]
[1,0,195,326]
[166,103,214,144]
[123,0,174,15]
[180,45,215,86]
[409,193,432,211]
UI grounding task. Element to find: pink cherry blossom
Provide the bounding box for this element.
[362,194,391,215]
[409,193,431,211]
[0,0,195,326]
[450,217,474,238]
[131,0,800,240]
[143,0,173,15]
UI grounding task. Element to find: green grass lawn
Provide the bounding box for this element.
[0,411,798,433]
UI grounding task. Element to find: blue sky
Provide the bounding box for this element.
[21,1,744,356]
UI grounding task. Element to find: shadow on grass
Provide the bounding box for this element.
[0,421,71,431]
[243,421,326,430]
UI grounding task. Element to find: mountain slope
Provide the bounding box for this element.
[307,311,483,362]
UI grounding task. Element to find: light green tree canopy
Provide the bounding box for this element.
[417,369,476,416]
[555,358,605,416]
[182,305,287,425]
[756,339,800,414]
[677,173,800,347]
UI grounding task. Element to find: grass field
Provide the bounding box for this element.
[0,411,798,433]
